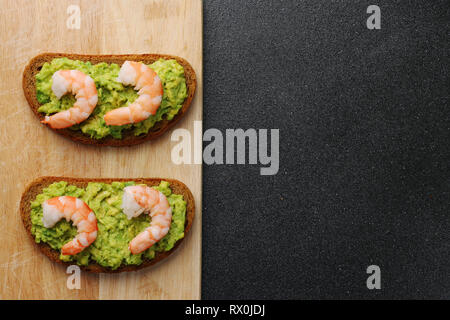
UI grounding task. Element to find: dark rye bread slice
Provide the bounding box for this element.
[20,176,195,273]
[23,53,196,147]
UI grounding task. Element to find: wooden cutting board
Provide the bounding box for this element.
[0,0,202,299]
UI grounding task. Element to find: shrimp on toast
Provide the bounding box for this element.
[103,61,163,126]
[42,196,98,255]
[121,185,172,254]
[41,70,98,129]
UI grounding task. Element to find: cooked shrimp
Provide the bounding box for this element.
[42,196,98,255]
[121,185,172,254]
[103,61,163,126]
[41,70,98,129]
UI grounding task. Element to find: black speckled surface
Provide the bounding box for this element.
[202,0,450,299]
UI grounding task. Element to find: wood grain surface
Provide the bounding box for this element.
[0,0,202,299]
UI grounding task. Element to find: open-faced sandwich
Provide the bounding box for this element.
[20,177,195,272]
[23,53,196,146]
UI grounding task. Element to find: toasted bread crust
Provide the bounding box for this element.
[20,176,195,273]
[23,53,196,147]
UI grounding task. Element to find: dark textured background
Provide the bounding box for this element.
[202,0,450,299]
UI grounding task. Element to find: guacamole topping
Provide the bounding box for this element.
[30,181,186,270]
[36,58,188,139]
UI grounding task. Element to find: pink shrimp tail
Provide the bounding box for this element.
[42,196,98,256]
[103,61,163,126]
[122,186,172,254]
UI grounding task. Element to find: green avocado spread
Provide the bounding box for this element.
[36,58,188,139]
[30,181,186,270]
